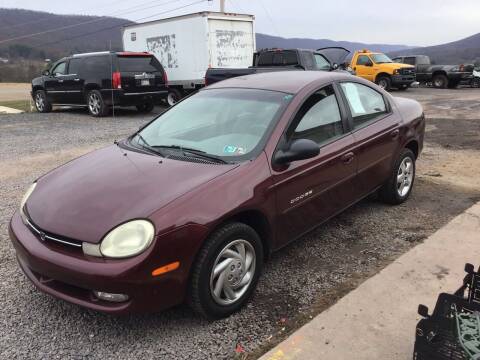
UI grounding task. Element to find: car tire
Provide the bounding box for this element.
[33,90,52,113]
[398,85,409,91]
[86,90,109,117]
[379,148,416,205]
[188,222,263,319]
[136,102,155,113]
[432,74,448,89]
[376,76,391,91]
[166,88,182,107]
[473,78,480,88]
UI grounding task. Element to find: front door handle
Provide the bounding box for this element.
[58,79,64,83]
[341,152,355,164]
[74,78,80,82]
[390,129,400,139]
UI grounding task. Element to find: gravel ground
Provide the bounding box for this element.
[1,91,479,359]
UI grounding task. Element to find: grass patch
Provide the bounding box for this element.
[0,99,35,112]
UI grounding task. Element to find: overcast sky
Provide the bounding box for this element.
[1,0,479,46]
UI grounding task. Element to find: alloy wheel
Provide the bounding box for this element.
[378,79,388,89]
[209,239,256,306]
[35,93,44,111]
[397,157,414,197]
[167,92,178,106]
[88,93,101,115]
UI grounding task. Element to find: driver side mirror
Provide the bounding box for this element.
[332,63,339,70]
[42,70,50,76]
[274,138,320,165]
[417,304,430,318]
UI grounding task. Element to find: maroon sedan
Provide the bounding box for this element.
[10,71,424,319]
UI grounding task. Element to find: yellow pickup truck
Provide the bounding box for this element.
[350,50,416,91]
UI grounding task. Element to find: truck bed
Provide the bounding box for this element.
[205,66,300,86]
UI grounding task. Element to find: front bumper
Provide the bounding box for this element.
[9,212,207,314]
[391,75,416,87]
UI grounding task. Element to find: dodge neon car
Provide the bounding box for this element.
[10,71,425,319]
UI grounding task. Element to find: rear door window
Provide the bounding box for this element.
[340,82,387,128]
[117,56,163,73]
[68,58,82,75]
[404,57,416,65]
[82,55,110,78]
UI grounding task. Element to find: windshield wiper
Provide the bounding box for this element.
[130,133,164,157]
[152,145,228,164]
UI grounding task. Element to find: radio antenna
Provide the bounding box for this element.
[110,40,116,121]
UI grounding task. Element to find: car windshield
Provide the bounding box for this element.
[370,54,393,64]
[135,88,291,161]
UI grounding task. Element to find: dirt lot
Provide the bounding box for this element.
[0,82,31,102]
[0,88,479,359]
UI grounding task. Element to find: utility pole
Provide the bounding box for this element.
[220,0,225,13]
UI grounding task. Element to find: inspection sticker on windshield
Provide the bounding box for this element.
[223,145,237,154]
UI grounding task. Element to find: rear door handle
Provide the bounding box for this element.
[341,152,355,164]
[58,79,64,83]
[391,129,400,139]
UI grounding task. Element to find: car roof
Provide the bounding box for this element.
[206,71,353,94]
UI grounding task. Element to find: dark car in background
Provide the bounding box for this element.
[11,71,424,319]
[31,51,168,117]
[205,47,353,86]
[391,55,474,89]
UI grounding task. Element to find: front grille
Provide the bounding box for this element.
[25,216,83,248]
[400,67,416,76]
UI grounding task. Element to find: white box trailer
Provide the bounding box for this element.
[122,12,255,105]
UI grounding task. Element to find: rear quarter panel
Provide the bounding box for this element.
[391,96,425,155]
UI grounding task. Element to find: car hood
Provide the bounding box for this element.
[26,145,238,243]
[316,47,350,66]
[380,63,415,70]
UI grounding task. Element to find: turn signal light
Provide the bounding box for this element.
[152,262,180,276]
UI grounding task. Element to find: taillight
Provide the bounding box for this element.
[163,71,168,87]
[460,64,465,72]
[204,74,208,87]
[112,71,122,89]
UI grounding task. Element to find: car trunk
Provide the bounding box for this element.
[116,54,166,93]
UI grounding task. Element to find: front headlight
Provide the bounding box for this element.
[83,220,155,258]
[20,182,36,221]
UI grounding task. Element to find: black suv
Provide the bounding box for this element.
[31,51,168,117]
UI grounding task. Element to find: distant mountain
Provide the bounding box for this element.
[0,8,479,67]
[0,8,414,62]
[0,8,129,60]
[388,33,480,65]
[256,33,413,54]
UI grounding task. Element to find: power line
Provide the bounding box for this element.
[0,0,134,31]
[30,0,208,50]
[0,0,184,44]
[257,0,280,37]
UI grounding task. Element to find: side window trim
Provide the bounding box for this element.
[336,80,392,133]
